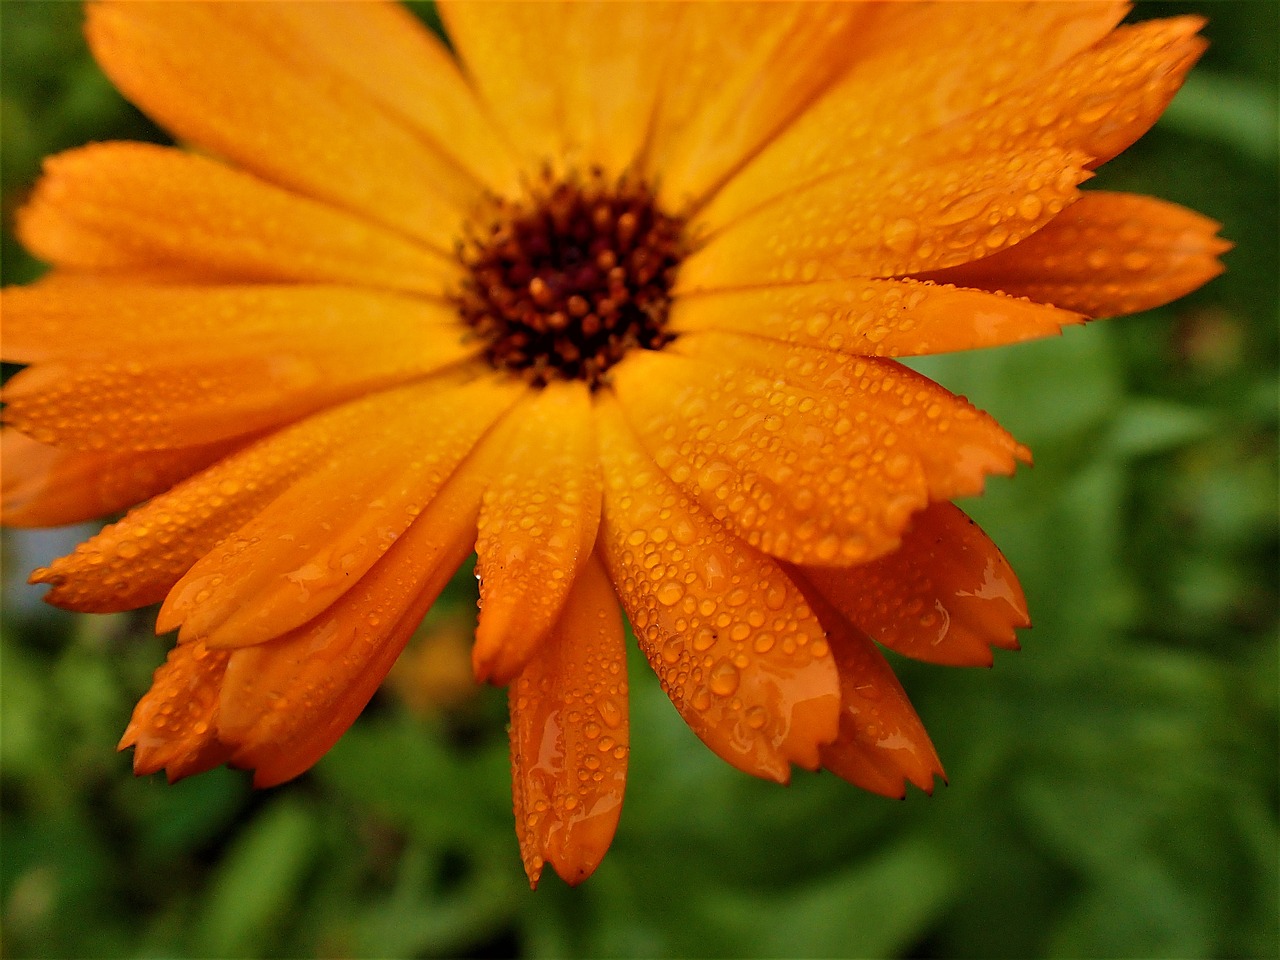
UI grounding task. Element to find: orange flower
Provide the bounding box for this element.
[0,1,1226,888]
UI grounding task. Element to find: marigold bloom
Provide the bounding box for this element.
[0,1,1226,887]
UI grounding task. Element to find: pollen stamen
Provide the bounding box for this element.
[454,168,687,388]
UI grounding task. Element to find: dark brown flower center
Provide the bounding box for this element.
[453,169,687,388]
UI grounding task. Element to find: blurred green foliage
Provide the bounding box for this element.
[2,2,1276,958]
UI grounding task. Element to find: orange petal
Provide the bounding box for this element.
[612,348,926,566]
[793,580,945,798]
[675,331,1028,504]
[440,1,668,179]
[595,395,841,784]
[85,1,480,250]
[1,429,237,528]
[670,278,1084,357]
[244,0,519,195]
[16,143,457,295]
[217,452,486,787]
[967,15,1207,171]
[1,284,476,451]
[473,381,602,685]
[0,281,466,363]
[644,2,870,211]
[613,334,1025,567]
[804,503,1028,669]
[700,1,1126,225]
[510,553,628,889]
[685,142,1089,287]
[158,376,523,648]
[30,387,414,612]
[692,12,1201,279]
[919,192,1230,318]
[119,639,233,783]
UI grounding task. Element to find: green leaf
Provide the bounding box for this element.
[1161,71,1279,166]
[193,799,320,958]
[1103,398,1218,457]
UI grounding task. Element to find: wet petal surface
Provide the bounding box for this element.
[920,192,1230,318]
[670,278,1083,358]
[509,554,628,889]
[2,283,476,450]
[217,458,486,787]
[16,144,458,293]
[86,1,484,250]
[158,377,522,647]
[2,430,239,529]
[805,502,1029,668]
[596,396,840,783]
[473,382,602,684]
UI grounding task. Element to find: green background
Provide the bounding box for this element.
[2,2,1276,957]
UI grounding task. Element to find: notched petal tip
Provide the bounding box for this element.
[805,503,1030,669]
[925,192,1231,320]
[522,858,544,892]
[790,578,945,797]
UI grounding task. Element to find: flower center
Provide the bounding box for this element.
[453,169,687,388]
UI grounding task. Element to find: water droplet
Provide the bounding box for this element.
[883,217,918,254]
[599,697,622,729]
[1122,250,1152,271]
[708,659,740,697]
[656,581,684,606]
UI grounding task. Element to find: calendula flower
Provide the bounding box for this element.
[0,1,1227,888]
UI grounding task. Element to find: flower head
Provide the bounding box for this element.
[0,1,1226,887]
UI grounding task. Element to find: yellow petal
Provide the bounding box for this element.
[158,376,523,647]
[2,283,477,450]
[510,553,627,889]
[86,1,482,250]
[670,278,1083,357]
[1,429,238,529]
[804,503,1028,669]
[920,192,1230,319]
[595,395,840,783]
[218,457,486,787]
[473,381,602,685]
[17,143,457,294]
[30,386,426,613]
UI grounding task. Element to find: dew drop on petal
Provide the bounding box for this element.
[656,581,684,606]
[599,696,622,729]
[708,659,740,697]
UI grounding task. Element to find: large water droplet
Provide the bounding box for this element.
[708,659,740,697]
